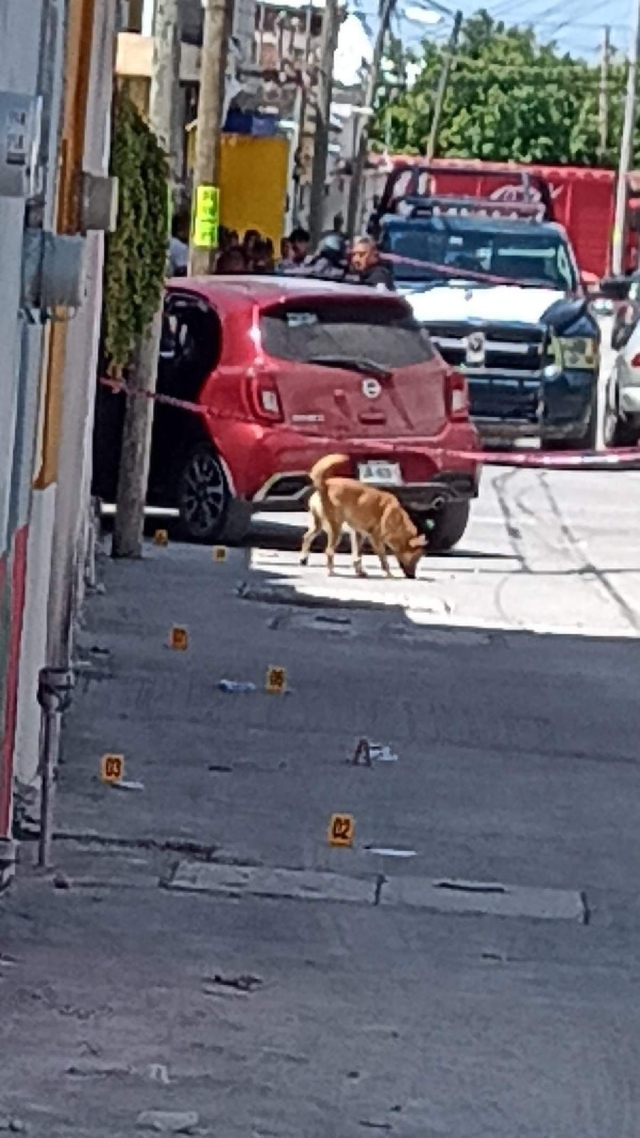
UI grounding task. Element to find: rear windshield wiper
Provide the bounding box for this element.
[308,355,392,381]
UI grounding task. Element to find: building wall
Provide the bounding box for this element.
[11,0,117,823]
[0,0,67,865]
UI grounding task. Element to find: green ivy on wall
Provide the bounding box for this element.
[102,90,168,375]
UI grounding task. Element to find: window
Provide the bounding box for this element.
[260,300,435,369]
[382,222,578,290]
[159,297,222,401]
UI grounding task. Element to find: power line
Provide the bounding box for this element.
[544,0,613,38]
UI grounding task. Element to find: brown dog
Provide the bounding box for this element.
[300,454,426,579]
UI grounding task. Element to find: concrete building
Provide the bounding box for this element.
[116,0,372,236]
[0,0,118,884]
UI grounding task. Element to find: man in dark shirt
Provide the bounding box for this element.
[349,236,394,290]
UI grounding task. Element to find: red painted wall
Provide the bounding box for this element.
[0,526,29,838]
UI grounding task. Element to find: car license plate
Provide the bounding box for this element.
[358,461,402,486]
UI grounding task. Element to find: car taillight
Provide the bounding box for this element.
[445,370,469,421]
[249,374,284,423]
[630,352,640,368]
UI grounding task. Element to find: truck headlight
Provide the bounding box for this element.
[559,336,598,370]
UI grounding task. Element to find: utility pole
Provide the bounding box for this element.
[612,1,640,274]
[112,0,179,558]
[189,0,233,274]
[346,0,397,238]
[293,0,314,226]
[149,0,181,171]
[598,26,610,164]
[308,0,341,248]
[425,9,462,162]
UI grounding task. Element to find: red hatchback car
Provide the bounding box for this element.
[93,276,482,549]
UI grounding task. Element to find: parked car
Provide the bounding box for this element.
[610,271,640,351]
[604,311,640,446]
[93,276,482,550]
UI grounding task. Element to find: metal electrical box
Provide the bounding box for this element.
[21,230,86,311]
[80,172,119,233]
[0,92,41,199]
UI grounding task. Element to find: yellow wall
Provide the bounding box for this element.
[118,71,290,244]
[186,129,289,245]
[218,135,289,246]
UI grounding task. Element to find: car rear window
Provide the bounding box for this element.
[260,300,435,368]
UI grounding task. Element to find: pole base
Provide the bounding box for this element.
[0,838,18,892]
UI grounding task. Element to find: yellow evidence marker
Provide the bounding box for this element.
[101,753,125,784]
[328,814,354,848]
[213,546,227,562]
[265,665,287,694]
[169,625,189,651]
[154,529,169,546]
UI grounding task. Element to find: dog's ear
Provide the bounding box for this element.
[409,534,427,549]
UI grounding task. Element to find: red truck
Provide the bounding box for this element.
[372,158,640,279]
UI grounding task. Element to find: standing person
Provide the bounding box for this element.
[251,238,275,274]
[306,233,348,280]
[243,229,261,267]
[277,227,310,273]
[289,226,310,265]
[349,236,394,290]
[215,247,247,274]
[167,213,189,277]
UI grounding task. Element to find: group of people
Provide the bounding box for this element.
[281,229,394,290]
[168,214,394,290]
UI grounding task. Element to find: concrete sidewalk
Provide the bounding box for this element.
[4,535,640,1137]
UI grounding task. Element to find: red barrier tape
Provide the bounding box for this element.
[380,252,533,289]
[100,377,640,469]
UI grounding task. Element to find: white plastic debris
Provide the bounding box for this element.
[369,744,398,763]
[218,680,257,693]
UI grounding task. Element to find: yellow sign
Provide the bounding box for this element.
[266,665,287,694]
[193,185,220,249]
[154,529,169,547]
[169,625,189,651]
[328,814,354,848]
[213,545,227,563]
[101,754,124,784]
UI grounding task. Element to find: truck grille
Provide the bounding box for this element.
[427,321,547,424]
[429,321,546,375]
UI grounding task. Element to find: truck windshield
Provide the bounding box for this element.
[381,223,577,291]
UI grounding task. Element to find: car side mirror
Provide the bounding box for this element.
[599,275,631,301]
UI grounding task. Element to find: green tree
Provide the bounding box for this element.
[102,91,169,375]
[373,11,628,167]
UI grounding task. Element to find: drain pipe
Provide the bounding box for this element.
[37,666,74,868]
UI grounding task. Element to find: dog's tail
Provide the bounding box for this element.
[309,454,350,490]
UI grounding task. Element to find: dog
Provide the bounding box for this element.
[300,454,426,579]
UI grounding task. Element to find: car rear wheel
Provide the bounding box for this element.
[176,445,230,542]
[411,501,470,553]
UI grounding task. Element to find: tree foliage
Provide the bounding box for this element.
[102,91,168,375]
[373,11,629,167]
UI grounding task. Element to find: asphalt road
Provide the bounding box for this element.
[249,457,640,639]
[4,319,640,1137]
[244,314,639,639]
